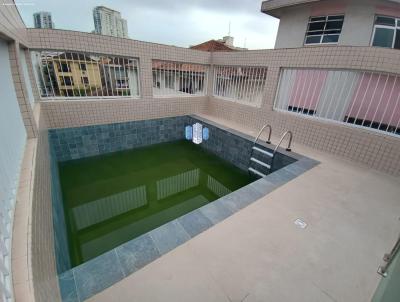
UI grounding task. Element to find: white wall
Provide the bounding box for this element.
[0,39,26,302]
[275,6,311,49]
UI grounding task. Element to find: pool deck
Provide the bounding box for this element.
[89,114,400,302]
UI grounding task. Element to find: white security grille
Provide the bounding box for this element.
[72,186,147,230]
[156,169,200,200]
[213,65,267,106]
[274,68,400,136]
[152,60,208,97]
[31,50,140,98]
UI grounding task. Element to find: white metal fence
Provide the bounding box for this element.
[31,50,140,98]
[274,68,400,136]
[213,65,268,106]
[152,60,208,97]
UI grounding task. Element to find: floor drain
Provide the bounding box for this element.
[294,218,307,229]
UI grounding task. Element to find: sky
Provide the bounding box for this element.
[17,0,279,49]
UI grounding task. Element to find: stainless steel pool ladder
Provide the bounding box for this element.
[248,128,293,178]
[378,234,400,277]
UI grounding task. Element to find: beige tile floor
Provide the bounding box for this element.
[83,115,400,302]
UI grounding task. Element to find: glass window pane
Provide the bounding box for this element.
[326,20,344,30]
[372,27,395,47]
[375,16,396,26]
[328,15,344,21]
[395,30,400,49]
[322,35,339,43]
[310,16,326,22]
[307,30,324,36]
[305,36,321,44]
[309,22,325,31]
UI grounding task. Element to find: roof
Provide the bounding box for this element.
[190,40,238,52]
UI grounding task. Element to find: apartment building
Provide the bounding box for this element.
[33,11,54,29]
[93,6,128,38]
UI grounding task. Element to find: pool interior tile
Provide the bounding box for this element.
[73,250,124,301]
[149,220,191,255]
[116,233,160,276]
[178,210,214,238]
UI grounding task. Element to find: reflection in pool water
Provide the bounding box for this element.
[59,140,253,266]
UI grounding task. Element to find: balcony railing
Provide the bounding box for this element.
[31,50,140,98]
[274,68,400,136]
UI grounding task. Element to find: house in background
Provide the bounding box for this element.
[261,0,400,49]
[38,52,102,97]
[190,35,247,52]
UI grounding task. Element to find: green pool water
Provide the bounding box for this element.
[59,140,255,266]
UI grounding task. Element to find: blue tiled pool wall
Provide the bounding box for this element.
[187,116,297,173]
[48,115,295,174]
[49,116,192,162]
[49,144,71,274]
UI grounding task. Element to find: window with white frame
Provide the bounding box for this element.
[371,15,400,49]
[152,60,208,97]
[274,68,400,137]
[213,65,267,107]
[304,15,344,45]
[31,51,140,98]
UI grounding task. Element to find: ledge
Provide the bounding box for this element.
[261,0,320,17]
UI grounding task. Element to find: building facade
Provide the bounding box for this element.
[262,0,400,49]
[33,11,54,29]
[93,6,128,38]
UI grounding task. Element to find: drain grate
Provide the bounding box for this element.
[294,218,308,229]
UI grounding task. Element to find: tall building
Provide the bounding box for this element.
[33,11,54,29]
[93,6,128,38]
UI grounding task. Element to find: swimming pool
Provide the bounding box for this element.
[49,115,317,301]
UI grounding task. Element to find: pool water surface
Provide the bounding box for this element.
[59,140,255,266]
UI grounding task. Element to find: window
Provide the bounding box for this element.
[152,60,208,97]
[274,68,400,137]
[304,15,344,45]
[58,62,70,72]
[213,66,267,107]
[61,76,74,86]
[81,76,89,84]
[31,50,140,98]
[371,15,400,49]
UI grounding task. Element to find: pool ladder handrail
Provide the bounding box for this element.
[378,234,400,277]
[248,128,293,178]
[273,130,293,153]
[253,124,272,145]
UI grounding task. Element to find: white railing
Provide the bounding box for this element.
[274,68,400,136]
[152,60,208,97]
[31,50,140,99]
[213,65,268,107]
